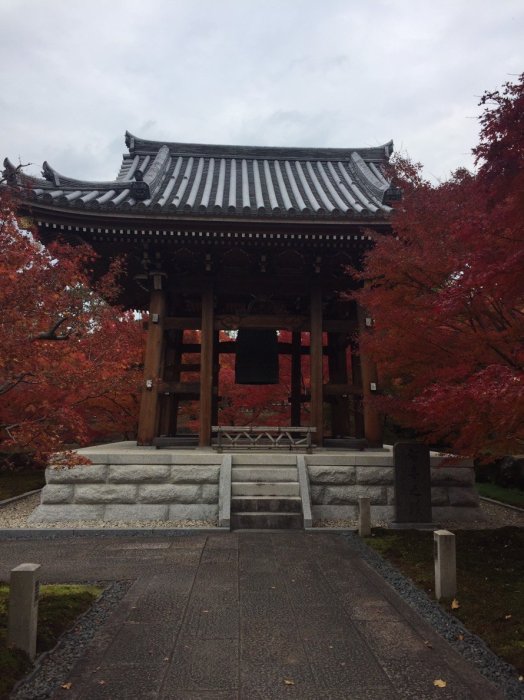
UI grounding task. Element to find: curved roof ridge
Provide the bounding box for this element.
[124,131,394,162]
[40,160,130,190]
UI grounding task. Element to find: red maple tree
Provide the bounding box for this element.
[353,74,524,458]
[0,191,143,465]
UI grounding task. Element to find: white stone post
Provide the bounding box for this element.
[434,530,456,600]
[8,563,41,660]
[358,497,371,537]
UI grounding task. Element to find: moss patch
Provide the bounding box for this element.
[0,583,102,699]
[365,528,524,673]
[476,482,524,508]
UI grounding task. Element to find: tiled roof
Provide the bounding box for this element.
[3,133,396,220]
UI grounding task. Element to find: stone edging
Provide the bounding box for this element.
[479,496,524,514]
[0,489,43,507]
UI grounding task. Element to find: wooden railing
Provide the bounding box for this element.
[212,425,316,453]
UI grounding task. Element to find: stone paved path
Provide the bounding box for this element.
[0,532,502,699]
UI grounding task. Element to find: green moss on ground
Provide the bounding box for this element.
[476,482,524,508]
[0,583,102,699]
[366,527,524,673]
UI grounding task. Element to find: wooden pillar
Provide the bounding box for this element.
[211,330,220,427]
[328,332,351,437]
[357,303,383,447]
[158,332,174,437]
[199,285,214,447]
[158,329,183,436]
[310,283,323,445]
[291,331,302,426]
[137,285,166,445]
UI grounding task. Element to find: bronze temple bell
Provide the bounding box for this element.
[235,329,279,384]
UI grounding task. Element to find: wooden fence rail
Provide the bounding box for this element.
[212,425,316,453]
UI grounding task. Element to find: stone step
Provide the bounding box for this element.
[232,482,300,497]
[231,496,302,513]
[231,467,297,482]
[231,454,298,466]
[231,512,303,529]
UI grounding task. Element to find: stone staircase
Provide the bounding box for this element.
[230,454,303,529]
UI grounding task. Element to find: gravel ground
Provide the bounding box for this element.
[341,532,524,699]
[10,580,133,700]
[316,499,524,529]
[0,493,217,529]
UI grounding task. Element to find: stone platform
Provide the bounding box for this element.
[28,442,480,526]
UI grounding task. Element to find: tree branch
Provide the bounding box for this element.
[33,316,72,341]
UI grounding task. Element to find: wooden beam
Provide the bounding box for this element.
[161,316,355,332]
[159,381,201,395]
[199,286,214,447]
[323,383,362,396]
[179,341,328,355]
[310,283,323,444]
[212,330,220,426]
[137,288,166,445]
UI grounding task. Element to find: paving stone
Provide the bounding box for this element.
[240,657,315,698]
[74,663,165,700]
[164,638,239,691]
[353,619,498,699]
[103,620,176,666]
[181,602,238,639]
[127,590,188,623]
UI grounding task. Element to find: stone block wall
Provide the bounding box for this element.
[306,453,479,523]
[29,455,222,523]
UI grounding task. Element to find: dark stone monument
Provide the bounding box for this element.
[393,442,432,524]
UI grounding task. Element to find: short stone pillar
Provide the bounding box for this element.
[434,530,456,600]
[358,497,371,537]
[8,563,41,660]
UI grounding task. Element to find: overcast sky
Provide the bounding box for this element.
[1,0,522,183]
